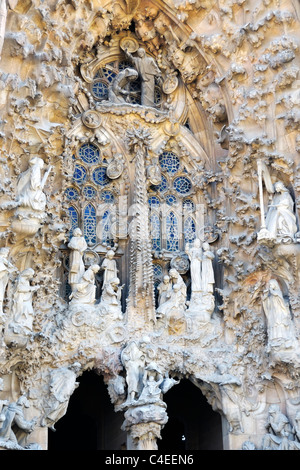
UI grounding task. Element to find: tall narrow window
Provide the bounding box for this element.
[84,204,97,246]
[184,216,196,243]
[150,213,161,251]
[68,206,78,236]
[166,211,179,252]
[99,210,113,246]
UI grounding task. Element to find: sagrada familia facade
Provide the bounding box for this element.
[0,0,300,451]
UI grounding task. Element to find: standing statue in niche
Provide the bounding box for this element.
[68,228,87,291]
[69,264,100,306]
[10,268,38,335]
[265,181,297,241]
[124,47,162,107]
[201,242,215,294]
[257,160,298,243]
[185,238,202,294]
[262,279,297,351]
[121,341,146,403]
[16,157,51,213]
[101,249,118,285]
[0,247,16,318]
[157,275,170,307]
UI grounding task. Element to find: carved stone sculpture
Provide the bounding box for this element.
[185,238,202,293]
[16,157,51,214]
[265,181,298,241]
[67,228,87,291]
[157,275,170,307]
[108,67,138,104]
[101,250,118,285]
[124,47,162,107]
[69,264,100,306]
[0,395,41,450]
[121,341,146,403]
[201,242,215,294]
[156,268,186,318]
[41,363,81,431]
[262,279,297,352]
[99,276,123,319]
[0,247,15,318]
[262,404,294,450]
[10,268,38,335]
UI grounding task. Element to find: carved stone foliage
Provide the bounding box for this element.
[0,0,299,452]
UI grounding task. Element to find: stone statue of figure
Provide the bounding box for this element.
[157,275,170,307]
[101,249,118,285]
[124,47,162,107]
[156,268,186,318]
[16,157,51,213]
[139,363,164,404]
[262,404,294,450]
[0,247,15,317]
[0,395,41,450]
[41,362,81,431]
[11,268,38,334]
[121,341,146,402]
[67,228,87,290]
[262,279,296,350]
[69,264,100,306]
[201,242,215,294]
[185,238,202,293]
[265,181,298,241]
[108,67,138,104]
[99,276,123,319]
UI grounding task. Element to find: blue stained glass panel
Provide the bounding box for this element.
[68,206,78,236]
[84,204,97,245]
[151,174,168,193]
[173,176,192,195]
[148,196,160,207]
[183,199,195,212]
[92,167,110,187]
[100,210,113,245]
[166,211,179,252]
[92,80,108,100]
[184,216,196,243]
[101,190,115,203]
[78,143,100,165]
[73,164,87,185]
[83,185,97,200]
[150,214,161,251]
[153,263,163,279]
[159,151,180,174]
[166,194,177,206]
[65,187,79,201]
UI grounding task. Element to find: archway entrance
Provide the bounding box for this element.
[48,371,126,450]
[158,379,223,450]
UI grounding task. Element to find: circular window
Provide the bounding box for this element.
[101,190,115,203]
[83,185,97,200]
[148,196,160,207]
[92,79,109,100]
[92,167,110,187]
[159,151,180,175]
[78,143,100,165]
[65,187,79,200]
[166,194,177,206]
[173,176,192,195]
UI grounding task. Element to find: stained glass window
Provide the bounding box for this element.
[173,176,192,195]
[150,213,161,251]
[166,211,179,251]
[83,185,97,200]
[68,206,78,236]
[153,263,163,279]
[83,204,97,245]
[184,216,196,243]
[148,196,160,208]
[65,187,79,201]
[92,167,110,187]
[101,190,115,204]
[92,80,109,100]
[73,164,87,185]
[159,151,180,174]
[78,143,100,165]
[166,194,177,206]
[183,199,195,212]
[151,174,168,193]
[100,210,112,245]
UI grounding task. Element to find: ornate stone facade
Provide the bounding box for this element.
[0,0,299,451]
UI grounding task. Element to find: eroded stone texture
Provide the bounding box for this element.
[0,0,299,451]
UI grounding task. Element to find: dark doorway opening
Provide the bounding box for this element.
[158,379,223,450]
[48,371,126,450]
